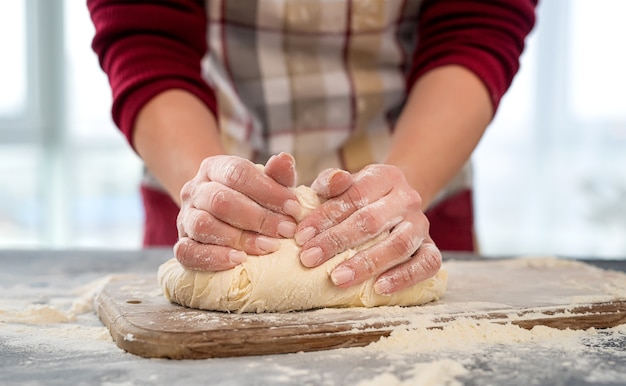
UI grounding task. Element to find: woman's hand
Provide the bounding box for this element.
[175,153,301,271]
[294,164,442,295]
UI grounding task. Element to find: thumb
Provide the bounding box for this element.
[311,168,353,199]
[265,152,297,187]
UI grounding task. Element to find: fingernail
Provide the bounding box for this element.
[279,151,295,162]
[331,266,354,286]
[294,226,316,245]
[283,199,301,218]
[329,169,350,185]
[277,221,296,238]
[229,250,248,264]
[374,278,393,295]
[256,236,281,253]
[300,247,323,267]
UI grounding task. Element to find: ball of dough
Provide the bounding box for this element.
[158,186,447,313]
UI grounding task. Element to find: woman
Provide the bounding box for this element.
[88,0,537,295]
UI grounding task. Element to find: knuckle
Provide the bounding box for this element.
[207,187,230,214]
[239,232,257,251]
[405,246,442,284]
[316,203,343,231]
[189,210,205,230]
[361,163,381,176]
[207,189,230,210]
[386,165,407,184]
[390,230,419,258]
[359,254,379,276]
[418,244,443,275]
[256,211,275,233]
[393,245,442,286]
[345,184,369,209]
[176,210,185,234]
[322,208,340,228]
[397,263,423,287]
[223,158,253,186]
[175,238,222,271]
[321,229,349,252]
[176,218,186,238]
[200,155,224,176]
[187,211,217,241]
[403,188,422,209]
[420,212,431,228]
[180,179,196,202]
[354,209,385,236]
[199,156,215,171]
[388,165,403,179]
[255,207,290,236]
[174,238,193,264]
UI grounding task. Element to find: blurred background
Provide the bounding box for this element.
[0,1,624,257]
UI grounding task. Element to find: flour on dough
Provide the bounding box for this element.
[158,185,447,313]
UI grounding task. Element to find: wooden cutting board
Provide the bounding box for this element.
[95,258,626,359]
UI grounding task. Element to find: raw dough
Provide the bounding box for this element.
[158,185,447,313]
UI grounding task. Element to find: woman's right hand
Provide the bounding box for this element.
[174,153,301,271]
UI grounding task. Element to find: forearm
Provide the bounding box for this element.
[385,65,493,209]
[133,89,224,206]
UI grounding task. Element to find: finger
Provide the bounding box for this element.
[311,168,353,199]
[179,206,282,255]
[174,237,249,271]
[299,198,405,267]
[264,152,297,188]
[192,181,297,238]
[203,156,300,217]
[373,240,442,294]
[328,220,425,287]
[295,171,393,245]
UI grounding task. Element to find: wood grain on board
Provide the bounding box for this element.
[96,258,626,359]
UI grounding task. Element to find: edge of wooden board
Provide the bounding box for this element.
[95,276,626,359]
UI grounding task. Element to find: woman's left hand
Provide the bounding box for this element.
[294,164,442,295]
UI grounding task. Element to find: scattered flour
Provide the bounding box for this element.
[365,318,595,356]
[0,275,112,325]
[69,275,113,315]
[356,359,468,386]
[341,321,626,386]
[0,305,76,324]
[1,322,114,354]
[1,275,119,357]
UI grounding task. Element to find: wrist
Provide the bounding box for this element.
[134,89,224,205]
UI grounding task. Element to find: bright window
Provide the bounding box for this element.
[0,1,143,248]
[474,0,626,257]
[0,1,27,116]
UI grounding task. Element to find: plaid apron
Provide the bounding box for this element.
[201,0,471,201]
[143,0,471,207]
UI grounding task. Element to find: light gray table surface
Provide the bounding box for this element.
[1,249,626,386]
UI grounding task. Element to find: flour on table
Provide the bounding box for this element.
[0,276,117,358]
[158,185,447,313]
[0,305,76,324]
[356,359,468,386]
[0,275,111,325]
[364,318,595,356]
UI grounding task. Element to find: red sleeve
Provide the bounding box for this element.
[88,0,217,148]
[409,0,538,112]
